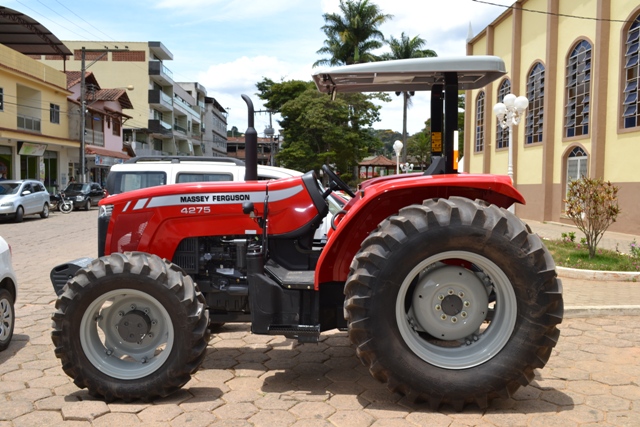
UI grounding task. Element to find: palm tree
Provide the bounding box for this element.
[314,0,392,67]
[381,33,437,162]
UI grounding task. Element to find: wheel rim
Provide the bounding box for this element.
[43,204,49,216]
[395,250,517,369]
[79,289,175,379]
[0,296,13,341]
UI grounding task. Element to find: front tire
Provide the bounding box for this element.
[85,200,91,211]
[344,197,563,410]
[51,252,210,401]
[14,206,24,223]
[0,288,15,352]
[60,202,73,214]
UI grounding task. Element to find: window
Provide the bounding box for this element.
[525,63,545,144]
[623,14,640,128]
[113,117,121,136]
[475,91,485,152]
[496,79,511,149]
[50,103,60,124]
[0,88,3,112]
[565,40,592,137]
[566,146,588,196]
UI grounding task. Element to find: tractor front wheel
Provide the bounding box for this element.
[52,252,209,402]
[344,197,563,410]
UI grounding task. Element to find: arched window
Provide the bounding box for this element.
[566,146,588,195]
[475,91,485,152]
[525,62,545,144]
[565,40,591,137]
[623,14,640,129]
[496,79,511,149]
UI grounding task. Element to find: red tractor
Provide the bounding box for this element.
[50,56,562,410]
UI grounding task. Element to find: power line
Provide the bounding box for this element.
[53,0,117,41]
[472,0,632,23]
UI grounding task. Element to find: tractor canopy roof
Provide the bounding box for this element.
[312,55,506,94]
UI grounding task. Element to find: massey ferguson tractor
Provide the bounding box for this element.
[50,56,563,410]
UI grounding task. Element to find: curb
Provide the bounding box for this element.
[564,305,640,318]
[557,266,640,281]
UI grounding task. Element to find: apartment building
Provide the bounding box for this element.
[465,0,640,234]
[40,41,227,158]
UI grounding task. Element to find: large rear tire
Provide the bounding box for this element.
[51,252,210,402]
[344,197,563,410]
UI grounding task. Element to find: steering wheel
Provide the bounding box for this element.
[322,164,356,198]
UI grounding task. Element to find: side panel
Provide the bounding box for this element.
[316,173,525,285]
[102,177,320,259]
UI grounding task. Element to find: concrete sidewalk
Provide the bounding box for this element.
[524,218,640,318]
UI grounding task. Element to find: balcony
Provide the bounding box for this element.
[149,60,174,86]
[84,130,104,146]
[148,119,173,137]
[17,114,41,132]
[173,123,187,134]
[149,89,173,111]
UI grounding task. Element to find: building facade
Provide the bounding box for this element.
[0,42,77,191]
[39,41,227,158]
[465,0,640,234]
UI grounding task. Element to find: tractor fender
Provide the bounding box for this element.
[315,173,525,286]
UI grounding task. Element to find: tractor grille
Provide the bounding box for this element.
[173,238,198,274]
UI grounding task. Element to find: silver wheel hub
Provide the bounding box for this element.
[410,265,489,341]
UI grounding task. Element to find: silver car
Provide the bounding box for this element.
[0,180,50,222]
[0,236,17,351]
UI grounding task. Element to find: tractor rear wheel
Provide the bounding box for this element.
[52,252,210,402]
[344,197,563,410]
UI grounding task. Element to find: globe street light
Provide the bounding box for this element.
[494,93,528,213]
[393,140,403,174]
[401,162,414,173]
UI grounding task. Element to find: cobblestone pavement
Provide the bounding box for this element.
[1,211,640,426]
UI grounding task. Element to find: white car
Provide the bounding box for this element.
[0,236,17,351]
[0,180,50,222]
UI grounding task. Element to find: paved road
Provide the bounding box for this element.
[1,210,640,426]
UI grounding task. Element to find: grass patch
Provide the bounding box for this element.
[543,238,640,272]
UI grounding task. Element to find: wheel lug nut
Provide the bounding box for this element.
[438,294,444,301]
[464,301,470,307]
[458,292,465,298]
[461,311,468,318]
[448,289,455,295]
[435,304,441,311]
[130,304,136,310]
[118,311,124,317]
[441,314,447,320]
[451,317,458,323]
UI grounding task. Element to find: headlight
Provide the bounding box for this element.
[0,202,14,207]
[76,195,84,202]
[99,204,113,218]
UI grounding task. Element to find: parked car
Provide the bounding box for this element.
[0,180,50,222]
[63,182,105,211]
[0,236,17,351]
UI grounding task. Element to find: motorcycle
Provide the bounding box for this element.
[50,191,73,214]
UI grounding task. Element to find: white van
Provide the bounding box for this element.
[105,156,303,196]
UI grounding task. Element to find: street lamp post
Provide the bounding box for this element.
[493,93,528,212]
[393,140,403,175]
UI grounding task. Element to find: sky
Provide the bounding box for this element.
[6,0,515,136]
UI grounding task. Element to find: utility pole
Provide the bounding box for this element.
[255,109,275,166]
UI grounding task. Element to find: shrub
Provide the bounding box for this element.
[564,177,620,259]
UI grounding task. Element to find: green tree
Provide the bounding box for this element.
[380,32,437,162]
[256,79,382,180]
[565,177,621,258]
[314,0,392,67]
[407,120,431,170]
